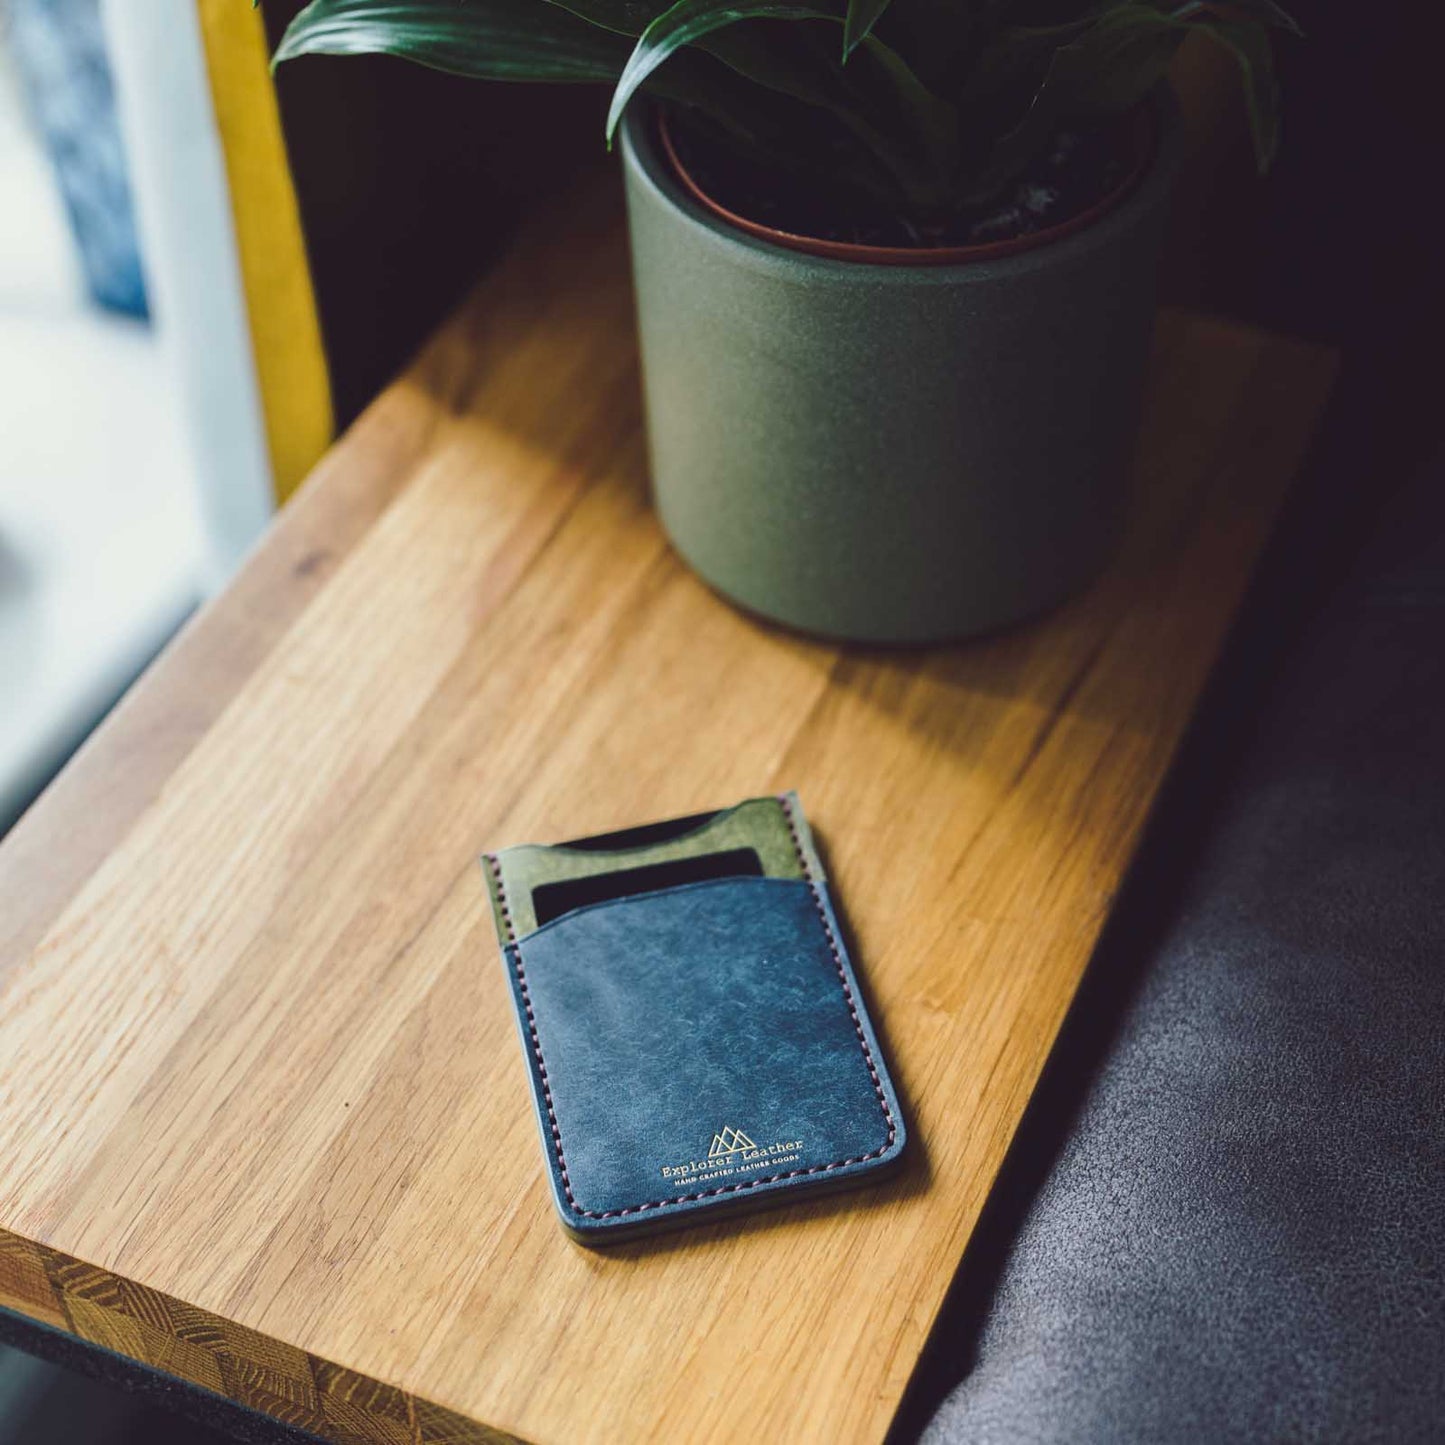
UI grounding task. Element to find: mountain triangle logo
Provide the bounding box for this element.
[707,1126,756,1158]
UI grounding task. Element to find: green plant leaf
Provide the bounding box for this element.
[710,22,957,205]
[701,21,860,112]
[1171,0,1302,39]
[842,0,892,59]
[274,0,841,181]
[1243,0,1303,37]
[880,0,985,97]
[1046,5,1186,114]
[605,0,848,141]
[668,92,908,203]
[274,0,634,81]
[856,34,957,176]
[543,0,908,152]
[1192,15,1281,169]
[541,0,665,37]
[604,0,959,209]
[559,0,906,170]
[276,0,1294,231]
[968,0,1290,193]
[964,18,1093,110]
[964,4,1185,201]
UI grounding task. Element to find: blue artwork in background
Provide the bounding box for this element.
[8,0,149,318]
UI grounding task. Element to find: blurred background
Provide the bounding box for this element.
[0,0,1437,1439]
[0,0,197,837]
[0,0,594,841]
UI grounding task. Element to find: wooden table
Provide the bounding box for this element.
[0,173,1335,1445]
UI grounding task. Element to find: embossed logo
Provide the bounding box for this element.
[660,1127,805,1185]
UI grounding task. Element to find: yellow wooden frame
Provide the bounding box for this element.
[194,0,332,504]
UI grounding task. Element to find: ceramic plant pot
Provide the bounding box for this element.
[619,95,1181,644]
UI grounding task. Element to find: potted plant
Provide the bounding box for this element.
[274,0,1296,643]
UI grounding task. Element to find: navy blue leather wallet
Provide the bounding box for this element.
[482,793,906,1243]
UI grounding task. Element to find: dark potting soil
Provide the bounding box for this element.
[664,110,1142,251]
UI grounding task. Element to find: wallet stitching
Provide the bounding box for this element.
[777,792,898,1151]
[486,798,897,1222]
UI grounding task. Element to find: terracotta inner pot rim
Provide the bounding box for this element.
[656,104,1157,269]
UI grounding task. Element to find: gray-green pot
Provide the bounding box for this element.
[620,98,1181,645]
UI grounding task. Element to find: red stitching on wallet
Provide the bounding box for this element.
[486,797,896,1221]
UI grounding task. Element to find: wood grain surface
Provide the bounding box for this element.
[0,170,1335,1445]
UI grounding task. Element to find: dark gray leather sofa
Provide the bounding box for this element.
[911,466,1445,1444]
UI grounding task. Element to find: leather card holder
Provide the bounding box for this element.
[482,793,906,1243]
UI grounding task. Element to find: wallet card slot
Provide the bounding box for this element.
[511,871,805,943]
[554,808,722,853]
[530,846,763,926]
[487,796,812,938]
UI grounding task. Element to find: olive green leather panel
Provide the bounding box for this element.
[484,794,822,939]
